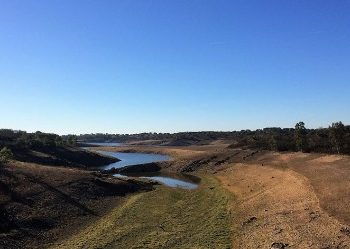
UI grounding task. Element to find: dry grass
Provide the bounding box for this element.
[6,143,350,249]
[0,161,152,249]
[217,164,350,248]
[51,175,233,249]
[93,144,229,161]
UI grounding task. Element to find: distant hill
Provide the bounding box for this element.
[75,122,350,155]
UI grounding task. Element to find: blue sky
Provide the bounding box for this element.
[0,0,349,134]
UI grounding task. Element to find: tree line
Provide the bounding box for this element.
[0,129,77,153]
[1,121,349,161]
[77,121,350,155]
[0,129,80,165]
[228,121,350,154]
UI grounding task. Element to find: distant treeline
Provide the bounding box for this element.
[77,121,350,155]
[1,121,349,155]
[77,131,229,143]
[229,122,350,154]
[0,129,77,149]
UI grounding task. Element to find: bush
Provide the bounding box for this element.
[0,147,13,165]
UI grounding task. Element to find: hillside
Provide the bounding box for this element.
[0,161,154,249]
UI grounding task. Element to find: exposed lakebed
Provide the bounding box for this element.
[85,142,199,189]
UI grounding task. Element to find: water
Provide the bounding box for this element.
[98,150,199,189]
[113,172,199,190]
[86,142,123,147]
[140,176,198,189]
[98,151,170,169]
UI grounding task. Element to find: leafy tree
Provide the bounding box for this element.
[67,135,77,146]
[55,136,64,146]
[0,129,16,141]
[329,121,345,154]
[0,147,13,165]
[295,122,307,152]
[269,135,278,151]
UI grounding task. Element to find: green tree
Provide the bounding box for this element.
[67,135,77,146]
[295,122,307,152]
[0,147,13,165]
[269,135,278,151]
[329,121,345,154]
[55,136,64,146]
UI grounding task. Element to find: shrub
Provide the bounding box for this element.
[0,147,13,165]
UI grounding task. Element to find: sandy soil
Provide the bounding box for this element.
[218,164,350,248]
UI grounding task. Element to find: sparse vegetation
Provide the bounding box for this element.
[0,147,13,165]
[51,176,232,249]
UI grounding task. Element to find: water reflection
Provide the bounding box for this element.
[98,151,170,170]
[96,151,199,189]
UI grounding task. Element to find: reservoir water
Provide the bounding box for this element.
[96,150,199,189]
[98,151,170,169]
[85,142,123,147]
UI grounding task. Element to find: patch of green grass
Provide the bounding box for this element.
[51,175,232,249]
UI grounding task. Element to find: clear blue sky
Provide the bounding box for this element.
[1,0,349,135]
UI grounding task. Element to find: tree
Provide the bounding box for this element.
[0,147,13,165]
[329,121,345,154]
[55,136,64,146]
[66,135,77,146]
[295,122,307,152]
[269,135,278,151]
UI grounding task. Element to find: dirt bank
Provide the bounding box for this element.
[217,164,350,248]
[0,161,154,249]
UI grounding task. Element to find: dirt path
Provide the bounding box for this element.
[217,164,350,248]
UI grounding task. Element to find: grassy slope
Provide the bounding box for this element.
[0,161,153,249]
[51,175,233,249]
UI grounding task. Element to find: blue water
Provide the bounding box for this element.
[98,151,198,189]
[141,176,198,189]
[86,142,123,147]
[98,151,170,170]
[113,173,199,190]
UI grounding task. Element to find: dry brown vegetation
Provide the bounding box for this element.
[0,161,153,248]
[99,144,350,248]
[2,141,350,248]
